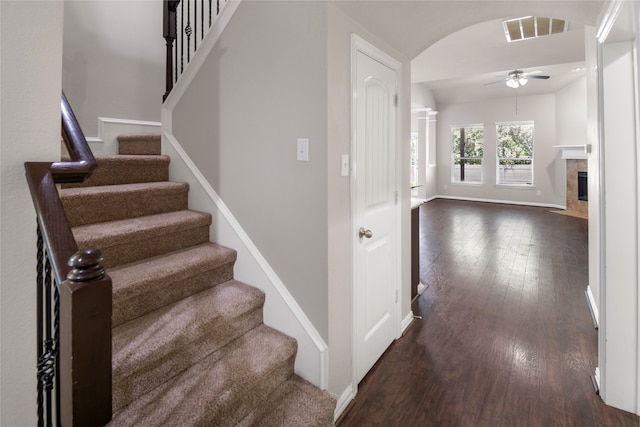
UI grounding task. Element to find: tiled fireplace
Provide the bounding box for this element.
[566,159,588,218]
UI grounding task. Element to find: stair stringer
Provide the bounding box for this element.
[162,131,329,390]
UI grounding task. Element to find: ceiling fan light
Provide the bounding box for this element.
[506,78,519,89]
[519,77,528,86]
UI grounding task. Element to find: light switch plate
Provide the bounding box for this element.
[341,154,349,176]
[297,138,309,161]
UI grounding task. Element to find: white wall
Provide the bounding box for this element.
[436,94,564,207]
[62,0,164,136]
[556,76,588,146]
[0,2,64,425]
[172,1,330,341]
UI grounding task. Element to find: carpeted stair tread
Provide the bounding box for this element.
[110,243,237,327]
[112,279,266,412]
[73,210,211,269]
[60,181,189,227]
[118,133,161,155]
[237,375,336,427]
[108,324,297,427]
[62,155,169,188]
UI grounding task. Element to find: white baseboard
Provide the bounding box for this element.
[435,194,565,210]
[334,384,355,421]
[401,311,415,335]
[586,285,599,328]
[87,117,161,155]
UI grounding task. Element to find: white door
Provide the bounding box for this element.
[353,42,400,384]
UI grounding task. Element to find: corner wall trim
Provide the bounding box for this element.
[401,311,415,335]
[334,384,355,421]
[586,286,599,329]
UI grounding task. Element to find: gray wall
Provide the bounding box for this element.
[172,1,330,340]
[62,0,164,136]
[436,94,565,207]
[1,2,64,425]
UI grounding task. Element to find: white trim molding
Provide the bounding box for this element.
[586,285,600,328]
[401,311,415,334]
[334,384,355,421]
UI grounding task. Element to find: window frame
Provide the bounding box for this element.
[450,124,484,185]
[495,121,535,187]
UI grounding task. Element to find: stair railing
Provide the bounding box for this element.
[163,0,226,100]
[25,92,112,426]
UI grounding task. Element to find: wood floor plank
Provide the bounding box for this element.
[337,199,639,427]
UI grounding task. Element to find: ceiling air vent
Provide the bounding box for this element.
[503,16,568,42]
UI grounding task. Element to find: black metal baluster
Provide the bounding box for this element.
[209,0,212,26]
[43,254,53,425]
[185,0,192,63]
[201,0,204,40]
[174,4,178,85]
[36,225,44,427]
[194,0,197,52]
[53,282,60,426]
[217,0,219,16]
[181,0,184,74]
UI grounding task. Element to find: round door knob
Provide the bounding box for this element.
[359,227,373,239]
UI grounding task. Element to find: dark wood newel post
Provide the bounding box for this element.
[163,0,179,101]
[59,249,112,426]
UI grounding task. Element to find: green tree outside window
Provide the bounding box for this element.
[452,125,484,183]
[496,122,534,185]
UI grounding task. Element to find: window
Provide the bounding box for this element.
[496,122,534,186]
[451,125,484,183]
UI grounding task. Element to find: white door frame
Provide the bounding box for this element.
[595,0,640,414]
[350,33,404,392]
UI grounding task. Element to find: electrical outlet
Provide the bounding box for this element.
[444,184,448,190]
[537,190,542,196]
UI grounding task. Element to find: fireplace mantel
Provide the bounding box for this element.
[554,144,590,159]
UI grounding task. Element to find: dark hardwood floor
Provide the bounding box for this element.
[337,199,639,427]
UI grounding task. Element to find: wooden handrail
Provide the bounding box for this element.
[54,92,97,183]
[25,92,112,426]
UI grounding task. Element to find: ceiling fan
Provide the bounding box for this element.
[485,69,550,88]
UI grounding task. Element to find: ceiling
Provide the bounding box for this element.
[412,17,589,105]
[330,1,605,106]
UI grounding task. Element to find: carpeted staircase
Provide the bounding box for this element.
[60,134,336,426]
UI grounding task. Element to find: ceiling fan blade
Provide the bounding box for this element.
[483,79,505,86]
[527,75,550,79]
